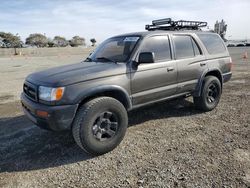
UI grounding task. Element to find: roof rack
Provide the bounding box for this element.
[145,18,207,31]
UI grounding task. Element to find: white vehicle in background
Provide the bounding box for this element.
[236,43,245,47]
[245,42,250,46]
[227,43,236,47]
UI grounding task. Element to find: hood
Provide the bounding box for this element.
[26,61,127,87]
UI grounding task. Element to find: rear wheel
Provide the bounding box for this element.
[194,76,221,111]
[72,97,128,155]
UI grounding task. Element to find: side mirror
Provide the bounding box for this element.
[138,52,155,64]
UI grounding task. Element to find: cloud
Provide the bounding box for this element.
[0,0,249,43]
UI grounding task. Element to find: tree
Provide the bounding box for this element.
[47,38,55,48]
[25,33,48,47]
[53,36,68,47]
[69,36,85,47]
[90,38,97,46]
[0,32,22,48]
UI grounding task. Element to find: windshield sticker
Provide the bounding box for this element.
[124,37,139,42]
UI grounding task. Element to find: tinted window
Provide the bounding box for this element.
[90,36,139,62]
[197,33,226,54]
[173,35,195,59]
[140,36,171,62]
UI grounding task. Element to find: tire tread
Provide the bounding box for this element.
[72,97,127,155]
[193,76,221,111]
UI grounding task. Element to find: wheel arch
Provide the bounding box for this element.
[77,85,132,111]
[194,69,223,97]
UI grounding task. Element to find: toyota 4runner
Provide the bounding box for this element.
[21,19,232,155]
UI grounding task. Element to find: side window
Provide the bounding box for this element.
[140,36,171,62]
[173,35,195,59]
[197,33,226,54]
[191,38,201,56]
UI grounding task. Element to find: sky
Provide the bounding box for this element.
[0,0,250,44]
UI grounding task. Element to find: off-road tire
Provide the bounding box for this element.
[194,76,222,111]
[72,97,128,155]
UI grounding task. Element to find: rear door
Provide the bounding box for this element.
[130,35,177,106]
[172,34,207,93]
[197,33,232,80]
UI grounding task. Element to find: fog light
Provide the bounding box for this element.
[36,110,49,118]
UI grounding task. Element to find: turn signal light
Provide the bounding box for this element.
[54,87,64,101]
[36,110,49,118]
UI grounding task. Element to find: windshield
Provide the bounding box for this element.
[88,36,140,62]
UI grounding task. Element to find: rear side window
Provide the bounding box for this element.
[173,35,198,59]
[197,33,226,54]
[140,36,171,62]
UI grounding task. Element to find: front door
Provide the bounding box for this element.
[130,35,178,106]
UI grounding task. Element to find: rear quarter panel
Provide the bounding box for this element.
[195,33,231,75]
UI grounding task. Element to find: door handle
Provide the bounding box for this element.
[167,67,175,72]
[200,62,206,66]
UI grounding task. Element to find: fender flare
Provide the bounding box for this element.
[194,68,223,97]
[77,85,132,110]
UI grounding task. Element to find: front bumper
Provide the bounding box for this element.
[21,93,78,131]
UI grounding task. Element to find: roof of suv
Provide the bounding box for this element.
[113,30,214,38]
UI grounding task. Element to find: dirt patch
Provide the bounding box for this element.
[234,149,250,163]
[0,95,14,102]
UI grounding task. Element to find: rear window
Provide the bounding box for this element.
[197,33,226,54]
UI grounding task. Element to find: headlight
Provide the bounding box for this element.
[39,86,65,101]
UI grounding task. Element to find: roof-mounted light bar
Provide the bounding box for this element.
[152,18,172,26]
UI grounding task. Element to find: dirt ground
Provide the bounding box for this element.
[0,48,249,188]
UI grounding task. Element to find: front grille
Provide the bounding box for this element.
[23,82,37,101]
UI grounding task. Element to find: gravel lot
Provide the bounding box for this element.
[0,47,250,188]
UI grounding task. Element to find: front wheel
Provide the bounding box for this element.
[72,97,128,155]
[194,76,222,111]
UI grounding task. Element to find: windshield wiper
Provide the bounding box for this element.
[84,57,93,62]
[96,57,116,63]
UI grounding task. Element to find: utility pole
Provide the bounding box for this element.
[214,19,227,41]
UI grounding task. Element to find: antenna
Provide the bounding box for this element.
[146,18,207,31]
